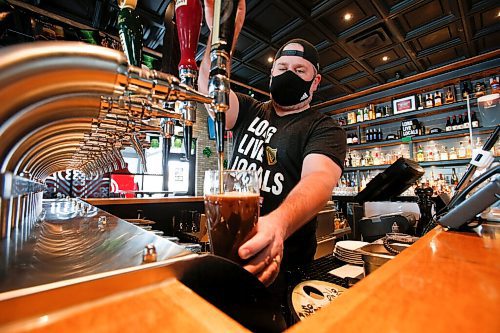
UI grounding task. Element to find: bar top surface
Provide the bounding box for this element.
[288,223,500,333]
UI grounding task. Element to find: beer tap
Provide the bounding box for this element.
[131,133,148,173]
[117,0,143,67]
[208,0,240,173]
[175,0,203,160]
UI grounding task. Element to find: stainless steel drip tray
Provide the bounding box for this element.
[357,243,408,275]
[0,199,191,293]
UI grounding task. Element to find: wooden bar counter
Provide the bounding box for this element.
[289,223,500,333]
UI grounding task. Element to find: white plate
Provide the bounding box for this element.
[334,251,362,260]
[334,252,364,265]
[335,240,369,251]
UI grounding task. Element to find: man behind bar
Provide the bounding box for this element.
[198,0,346,315]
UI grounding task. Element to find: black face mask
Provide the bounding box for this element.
[269,70,314,107]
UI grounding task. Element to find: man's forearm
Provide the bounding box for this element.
[198,34,212,96]
[267,170,338,240]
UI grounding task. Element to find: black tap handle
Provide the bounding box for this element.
[215,112,225,153]
[214,0,240,53]
[183,125,192,160]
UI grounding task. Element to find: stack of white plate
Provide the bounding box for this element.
[334,240,368,265]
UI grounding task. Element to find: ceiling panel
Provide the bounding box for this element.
[401,0,444,30]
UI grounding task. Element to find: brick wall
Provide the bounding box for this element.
[193,104,233,196]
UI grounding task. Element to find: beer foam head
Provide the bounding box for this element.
[217,191,259,197]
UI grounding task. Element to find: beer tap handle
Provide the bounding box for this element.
[117,0,143,67]
[208,0,241,154]
[131,134,148,173]
[160,1,178,74]
[176,0,203,160]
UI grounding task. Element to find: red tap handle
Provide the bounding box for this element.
[175,0,202,70]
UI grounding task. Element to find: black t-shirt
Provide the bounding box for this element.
[230,93,346,268]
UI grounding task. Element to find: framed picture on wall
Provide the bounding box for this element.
[393,95,416,114]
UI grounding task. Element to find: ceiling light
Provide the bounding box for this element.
[382,56,389,61]
[344,13,352,21]
[267,56,274,63]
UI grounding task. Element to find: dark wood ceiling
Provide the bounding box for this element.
[6,0,500,105]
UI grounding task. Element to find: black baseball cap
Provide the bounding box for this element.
[275,38,320,72]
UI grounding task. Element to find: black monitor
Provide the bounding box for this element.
[355,157,425,203]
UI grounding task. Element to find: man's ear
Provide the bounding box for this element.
[312,73,321,92]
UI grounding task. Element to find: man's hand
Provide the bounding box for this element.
[238,215,286,287]
[204,0,245,39]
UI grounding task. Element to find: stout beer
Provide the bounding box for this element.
[204,192,259,263]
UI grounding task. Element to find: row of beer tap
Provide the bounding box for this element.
[69,0,236,177]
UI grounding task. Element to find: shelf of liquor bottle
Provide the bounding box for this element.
[341,100,474,130]
[346,126,495,151]
[344,164,391,172]
[410,126,495,144]
[331,195,418,202]
[345,156,499,172]
[418,156,500,168]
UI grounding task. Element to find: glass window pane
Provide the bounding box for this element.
[143,175,163,195]
[145,136,163,174]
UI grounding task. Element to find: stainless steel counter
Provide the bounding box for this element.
[0,199,190,293]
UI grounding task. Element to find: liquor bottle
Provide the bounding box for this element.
[461,80,472,99]
[451,168,459,186]
[444,86,456,104]
[374,153,380,166]
[451,115,458,131]
[416,94,425,110]
[347,133,353,145]
[425,94,434,108]
[350,173,357,187]
[471,112,479,128]
[384,105,393,117]
[458,141,466,158]
[360,173,367,190]
[418,122,425,135]
[491,76,500,94]
[457,114,464,130]
[375,107,382,119]
[466,139,472,158]
[368,104,375,120]
[363,107,370,121]
[367,129,372,143]
[440,146,449,161]
[425,146,432,161]
[434,91,443,107]
[380,152,385,164]
[357,109,363,123]
[352,133,359,145]
[475,137,482,149]
[449,147,458,160]
[474,81,486,98]
[360,153,366,166]
[416,145,425,162]
[445,116,452,132]
[366,151,374,166]
[463,112,469,129]
[347,152,353,167]
[433,146,440,161]
[378,128,383,141]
